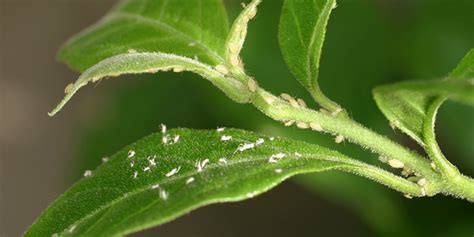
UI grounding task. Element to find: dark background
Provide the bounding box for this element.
[1,0,473,236]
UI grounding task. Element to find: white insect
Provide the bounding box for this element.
[216,127,225,132]
[144,167,151,172]
[196,159,210,172]
[297,98,307,108]
[148,156,157,167]
[151,183,160,189]
[162,135,169,144]
[165,166,181,177]
[102,157,109,163]
[68,225,76,233]
[128,150,136,158]
[274,169,283,173]
[294,152,302,158]
[160,124,167,134]
[388,159,404,169]
[130,161,135,168]
[296,122,309,129]
[127,48,137,53]
[186,177,195,185]
[255,138,264,146]
[83,170,92,177]
[221,135,233,141]
[219,158,228,164]
[133,171,138,179]
[248,79,257,92]
[309,123,323,132]
[268,153,286,163]
[159,189,169,200]
[173,135,180,144]
[215,64,229,75]
[269,137,275,141]
[237,143,255,152]
[284,120,295,127]
[335,135,345,144]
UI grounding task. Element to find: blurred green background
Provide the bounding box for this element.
[1,0,473,236]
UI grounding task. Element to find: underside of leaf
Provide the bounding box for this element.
[49,52,252,116]
[25,128,420,237]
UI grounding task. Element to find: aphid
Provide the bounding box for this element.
[228,43,240,54]
[196,159,210,172]
[237,143,255,152]
[263,94,275,104]
[216,127,225,132]
[173,67,184,73]
[268,153,286,163]
[151,183,160,189]
[127,48,137,53]
[309,123,323,132]
[420,188,426,196]
[165,166,181,177]
[133,171,138,179]
[274,169,283,173]
[247,5,257,19]
[102,157,109,163]
[297,98,307,108]
[128,150,136,158]
[417,178,428,187]
[160,124,167,134]
[335,135,345,144]
[288,98,300,108]
[230,55,240,67]
[430,162,437,170]
[280,93,293,101]
[219,158,228,164]
[388,159,404,169]
[148,157,157,167]
[83,170,92,177]
[221,135,232,141]
[296,122,309,129]
[331,107,343,116]
[294,152,302,158]
[255,138,264,145]
[159,189,169,200]
[64,83,74,94]
[173,135,180,144]
[144,167,151,172]
[284,120,295,126]
[162,135,169,144]
[248,79,257,92]
[148,68,158,73]
[319,108,331,115]
[186,177,195,185]
[215,64,229,75]
[403,194,413,199]
[68,225,76,233]
[269,137,275,141]
[246,191,258,198]
[130,161,135,167]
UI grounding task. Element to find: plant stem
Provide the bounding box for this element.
[250,88,447,195]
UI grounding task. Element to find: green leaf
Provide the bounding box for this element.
[373,49,474,146]
[25,128,417,237]
[48,52,253,116]
[279,0,340,111]
[58,0,229,72]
